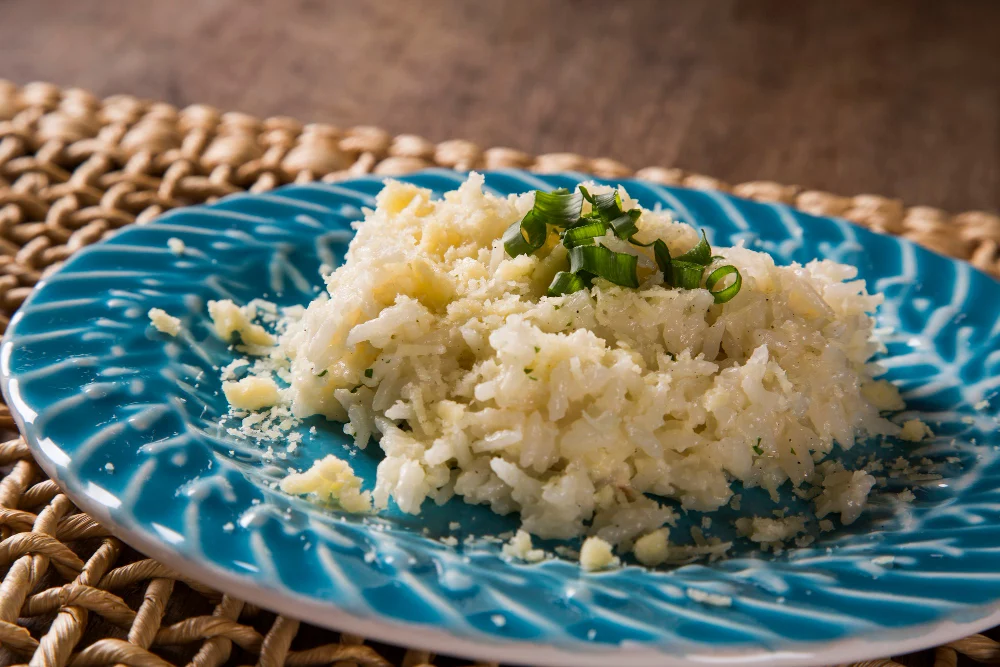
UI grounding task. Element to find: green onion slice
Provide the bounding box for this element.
[628,237,656,248]
[668,260,705,289]
[652,239,672,275]
[608,208,641,240]
[569,245,639,288]
[675,230,712,265]
[503,210,547,257]
[706,264,742,303]
[547,271,587,296]
[533,188,583,228]
[561,218,609,248]
[580,185,625,219]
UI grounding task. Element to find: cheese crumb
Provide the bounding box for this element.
[862,380,905,411]
[223,376,280,410]
[633,528,670,567]
[735,516,807,545]
[167,237,186,255]
[222,522,235,532]
[975,400,989,411]
[279,454,372,513]
[104,462,115,472]
[898,488,916,502]
[208,299,274,346]
[148,308,181,336]
[502,529,545,563]
[580,536,619,572]
[899,419,934,442]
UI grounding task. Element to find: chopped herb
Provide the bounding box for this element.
[316,369,328,377]
[524,368,533,374]
[528,376,538,381]
[579,186,621,221]
[534,346,541,353]
[568,245,639,288]
[790,447,797,455]
[675,230,712,265]
[503,188,583,258]
[547,271,588,296]
[628,236,656,248]
[561,218,609,248]
[533,188,584,228]
[579,186,642,240]
[753,438,764,455]
[667,260,705,289]
[513,187,742,303]
[653,239,672,275]
[607,209,642,240]
[364,368,373,378]
[503,210,547,257]
[706,265,742,304]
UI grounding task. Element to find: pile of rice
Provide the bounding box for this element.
[204,174,916,565]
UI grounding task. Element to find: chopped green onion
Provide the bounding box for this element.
[628,237,656,248]
[675,230,712,265]
[706,265,742,303]
[667,260,705,289]
[653,239,672,275]
[533,188,584,228]
[503,188,585,258]
[753,438,763,455]
[547,271,587,296]
[561,218,609,248]
[579,186,620,219]
[503,210,547,257]
[569,245,639,288]
[316,369,328,377]
[608,209,642,240]
[364,368,373,378]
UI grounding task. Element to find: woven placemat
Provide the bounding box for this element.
[1,80,999,667]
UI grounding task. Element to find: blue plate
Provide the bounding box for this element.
[3,170,1000,667]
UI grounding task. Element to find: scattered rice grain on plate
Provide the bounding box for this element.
[147,308,181,336]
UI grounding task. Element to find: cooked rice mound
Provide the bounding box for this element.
[248,174,904,549]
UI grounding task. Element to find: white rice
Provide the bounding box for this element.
[216,174,905,557]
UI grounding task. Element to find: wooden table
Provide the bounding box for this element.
[1,0,997,212]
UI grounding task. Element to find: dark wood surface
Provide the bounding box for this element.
[1,0,997,212]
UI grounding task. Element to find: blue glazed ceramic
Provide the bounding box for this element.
[3,169,1000,667]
